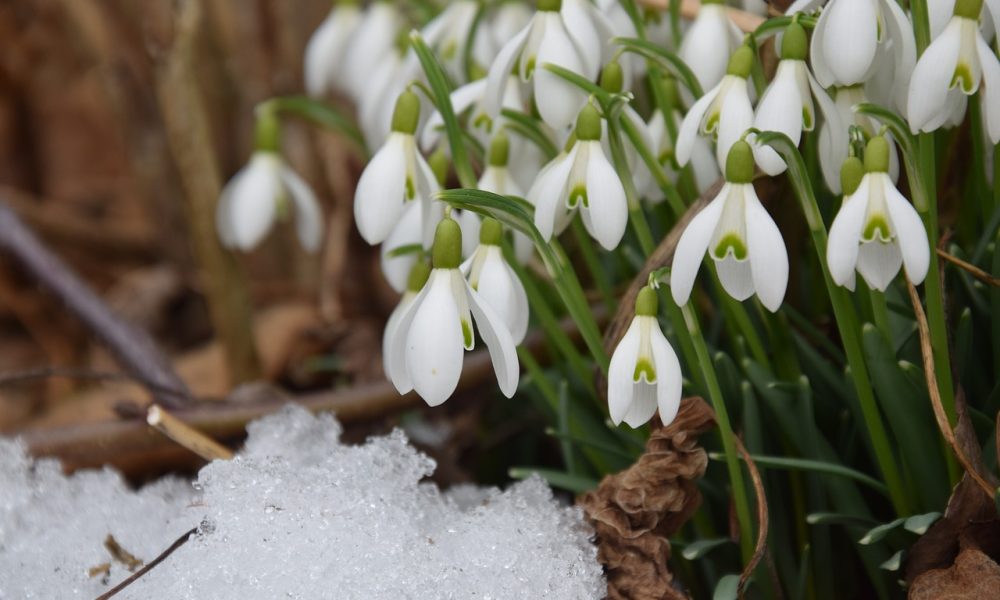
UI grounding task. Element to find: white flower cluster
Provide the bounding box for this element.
[217,0,999,426]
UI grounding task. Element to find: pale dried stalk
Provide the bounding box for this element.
[734,436,769,599]
[147,404,234,461]
[637,0,767,32]
[937,248,1000,287]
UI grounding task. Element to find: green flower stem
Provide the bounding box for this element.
[571,220,617,313]
[605,114,657,254]
[760,131,911,515]
[681,302,756,561]
[868,286,893,344]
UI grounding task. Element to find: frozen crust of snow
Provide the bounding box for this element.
[0,405,604,599]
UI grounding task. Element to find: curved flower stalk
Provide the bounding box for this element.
[678,0,743,94]
[817,85,899,193]
[827,137,929,291]
[387,217,520,406]
[478,134,534,264]
[810,0,916,95]
[676,45,756,170]
[646,76,719,195]
[355,90,439,246]
[342,2,404,102]
[530,104,628,251]
[608,285,682,428]
[304,0,362,97]
[217,114,323,253]
[671,141,789,312]
[484,0,606,130]
[908,0,1000,143]
[461,218,530,344]
[752,22,844,176]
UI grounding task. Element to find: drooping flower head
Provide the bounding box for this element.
[827,137,930,291]
[646,74,720,195]
[678,0,743,94]
[462,217,530,344]
[608,285,682,428]
[304,0,362,97]
[387,217,520,406]
[671,140,789,312]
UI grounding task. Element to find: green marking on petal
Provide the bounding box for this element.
[441,41,457,61]
[862,215,892,242]
[524,57,536,79]
[633,358,656,383]
[568,185,588,208]
[462,319,474,348]
[405,175,416,200]
[952,63,975,93]
[802,107,814,130]
[704,111,720,134]
[473,112,493,132]
[713,233,748,261]
[658,148,675,167]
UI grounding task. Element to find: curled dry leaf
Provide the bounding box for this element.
[909,523,1000,599]
[579,396,715,600]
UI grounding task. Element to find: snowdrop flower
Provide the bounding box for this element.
[678,0,743,94]
[530,104,628,250]
[827,137,929,291]
[217,115,322,252]
[304,1,362,97]
[387,217,519,406]
[462,218,529,344]
[484,0,603,130]
[478,134,534,264]
[420,0,487,81]
[752,22,844,176]
[608,286,682,428]
[811,0,915,91]
[816,85,899,193]
[646,75,720,195]
[383,260,430,381]
[908,0,1000,143]
[676,45,756,170]
[342,2,403,102]
[421,74,526,152]
[671,141,788,312]
[355,90,439,246]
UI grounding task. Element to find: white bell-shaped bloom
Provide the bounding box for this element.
[908,1,1000,143]
[380,199,447,293]
[816,85,899,193]
[608,286,682,428]
[827,139,929,291]
[421,75,526,151]
[304,2,362,97]
[217,151,322,253]
[753,23,844,176]
[530,105,628,250]
[342,2,403,102]
[419,0,487,82]
[355,91,439,245]
[671,141,789,312]
[490,2,534,48]
[646,76,720,196]
[383,261,429,383]
[676,46,756,171]
[483,0,605,129]
[811,0,916,91]
[929,0,1000,41]
[388,218,519,406]
[461,218,530,344]
[678,0,743,94]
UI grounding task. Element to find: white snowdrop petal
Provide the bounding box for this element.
[744,191,788,312]
[421,80,488,151]
[650,327,683,426]
[715,81,755,169]
[485,23,532,117]
[607,319,642,426]
[822,0,878,85]
[679,5,734,91]
[406,272,465,406]
[715,254,755,301]
[676,81,723,166]
[560,0,603,78]
[753,61,804,175]
[671,190,728,306]
[383,292,416,390]
[826,181,871,287]
[809,2,835,87]
[531,150,576,241]
[304,12,344,97]
[474,247,522,341]
[856,239,903,291]
[466,281,520,398]
[229,156,280,251]
[354,134,408,245]
[381,202,423,293]
[907,21,963,133]
[809,72,846,193]
[883,180,930,285]
[582,144,628,251]
[455,209,482,259]
[976,36,1000,144]
[279,165,324,252]
[534,16,588,129]
[624,383,658,428]
[388,279,434,394]
[216,183,237,248]
[880,0,918,113]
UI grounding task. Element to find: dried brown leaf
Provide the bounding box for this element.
[579,397,715,600]
[909,548,1000,599]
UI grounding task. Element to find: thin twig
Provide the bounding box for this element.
[937,248,1000,287]
[734,435,769,599]
[0,201,190,408]
[637,0,767,32]
[906,279,996,499]
[94,527,197,600]
[147,404,234,461]
[0,367,191,403]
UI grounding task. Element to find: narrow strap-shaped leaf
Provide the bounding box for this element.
[613,37,704,99]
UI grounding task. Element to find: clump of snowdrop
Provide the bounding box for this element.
[530,103,628,251]
[387,217,519,406]
[676,44,756,170]
[304,0,362,97]
[908,0,1000,143]
[752,21,843,176]
[608,285,682,428]
[216,113,322,253]
[462,218,530,344]
[678,0,743,94]
[354,89,439,246]
[827,136,930,291]
[671,140,789,312]
[484,0,604,129]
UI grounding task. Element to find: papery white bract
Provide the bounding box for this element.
[678,1,743,94]
[608,287,682,428]
[671,142,789,312]
[216,152,323,253]
[304,3,362,97]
